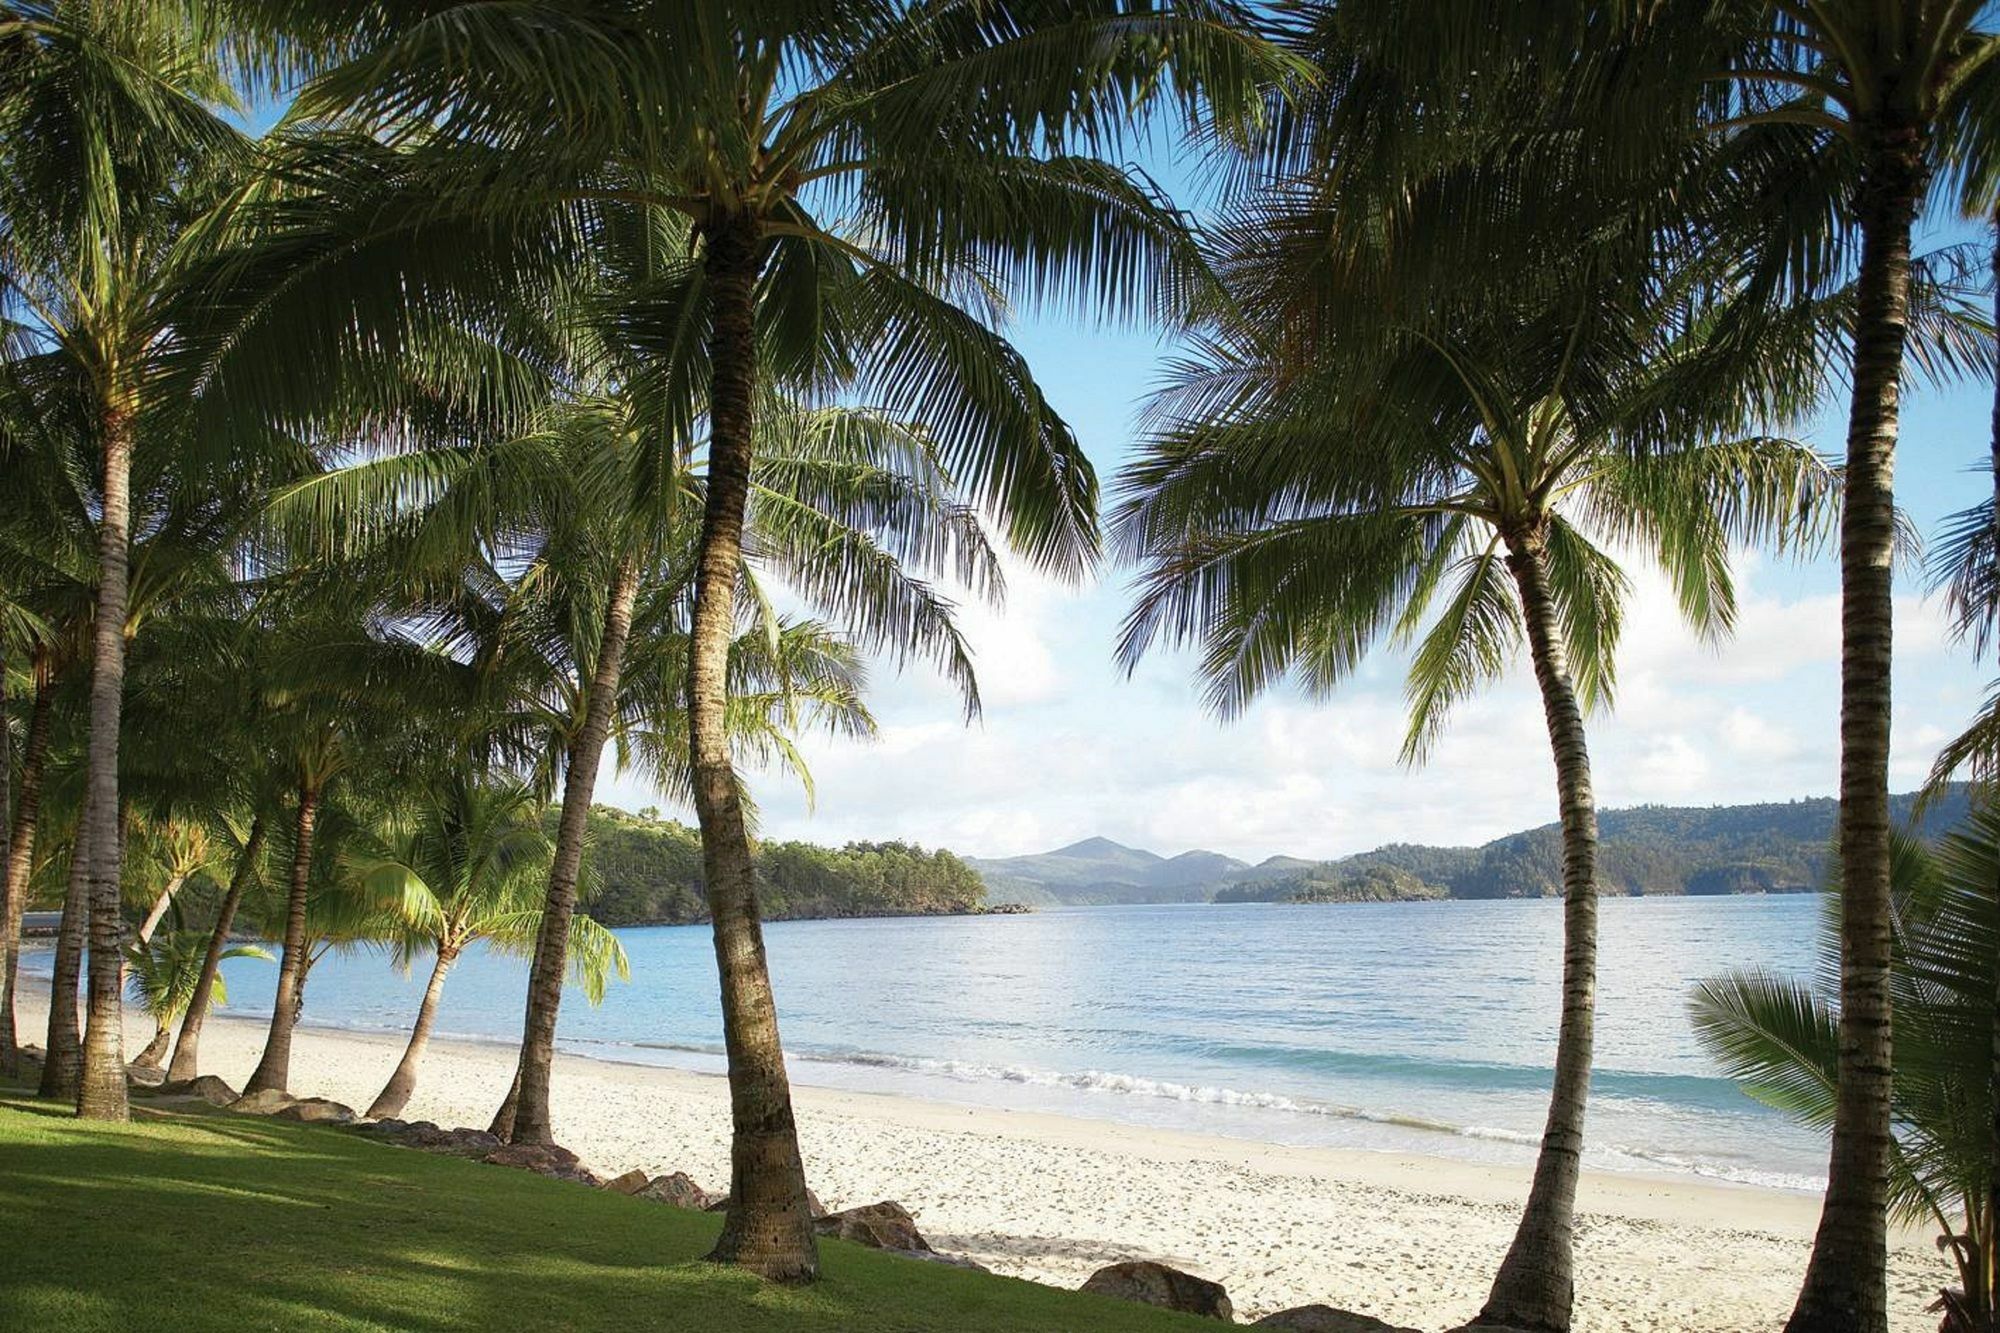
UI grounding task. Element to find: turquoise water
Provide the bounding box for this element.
[52,895,1833,1189]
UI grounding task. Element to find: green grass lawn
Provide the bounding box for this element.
[0,1088,1213,1332]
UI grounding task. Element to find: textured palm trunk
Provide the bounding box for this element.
[133,876,186,949]
[76,398,135,1120]
[130,1021,171,1070]
[368,943,458,1119]
[490,554,640,1144]
[1472,527,1600,1333]
[243,785,318,1096]
[0,668,53,1074]
[38,826,89,1099]
[168,814,266,1082]
[694,215,817,1283]
[1785,123,1925,1333]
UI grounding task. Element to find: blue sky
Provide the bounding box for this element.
[602,220,1996,862]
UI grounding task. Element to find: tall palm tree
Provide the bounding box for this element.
[1695,13,2000,1327]
[0,0,255,1120]
[1118,274,1835,1328]
[266,2,1279,1276]
[350,774,626,1120]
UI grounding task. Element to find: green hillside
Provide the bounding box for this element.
[576,807,988,926]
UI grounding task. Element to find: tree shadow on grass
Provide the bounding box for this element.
[0,1100,1213,1332]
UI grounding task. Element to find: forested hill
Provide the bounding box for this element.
[978,786,1976,907]
[573,806,990,926]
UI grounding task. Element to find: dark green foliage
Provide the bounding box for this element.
[575,806,986,926]
[1215,863,1445,904]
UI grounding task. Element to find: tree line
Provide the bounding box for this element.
[0,5,1994,1333]
[579,806,986,925]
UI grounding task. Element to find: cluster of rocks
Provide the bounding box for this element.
[1077,1260,1418,1331]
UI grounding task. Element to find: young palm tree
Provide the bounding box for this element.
[167,810,269,1082]
[350,775,626,1120]
[124,929,270,1070]
[1118,279,1834,1329]
[1694,810,2000,1331]
[0,0,259,1121]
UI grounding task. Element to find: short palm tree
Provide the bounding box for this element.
[1119,277,1834,1329]
[1693,807,2000,1331]
[124,928,270,1070]
[349,775,626,1120]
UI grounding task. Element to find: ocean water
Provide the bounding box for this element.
[32,895,1832,1190]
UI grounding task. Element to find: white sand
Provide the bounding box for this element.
[22,998,1953,1332]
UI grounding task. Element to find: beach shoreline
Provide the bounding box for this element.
[16,996,1952,1331]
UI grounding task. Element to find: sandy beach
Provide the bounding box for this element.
[20,997,1952,1332]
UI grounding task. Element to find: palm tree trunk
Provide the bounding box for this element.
[38,830,88,1099]
[1470,526,1599,1333]
[77,396,136,1121]
[1785,122,1927,1333]
[1,665,53,1075]
[131,1020,170,1070]
[490,555,640,1144]
[243,784,318,1096]
[133,875,186,948]
[368,943,458,1120]
[168,813,266,1082]
[693,214,817,1283]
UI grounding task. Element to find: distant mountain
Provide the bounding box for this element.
[978,785,1976,907]
[966,838,1249,907]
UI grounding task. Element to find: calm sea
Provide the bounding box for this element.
[30,895,1832,1190]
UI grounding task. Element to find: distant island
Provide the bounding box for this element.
[967,785,1975,908]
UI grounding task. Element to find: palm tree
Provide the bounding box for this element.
[124,928,270,1071]
[1118,262,1834,1327]
[166,810,269,1082]
[1694,809,2000,1331]
[0,0,258,1121]
[350,775,626,1120]
[1692,12,2000,1327]
[268,3,1283,1275]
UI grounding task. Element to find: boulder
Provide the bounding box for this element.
[157,1075,239,1107]
[604,1169,651,1195]
[124,1063,167,1088]
[482,1142,604,1187]
[356,1117,410,1136]
[228,1088,298,1116]
[274,1097,356,1125]
[812,1201,931,1253]
[706,1188,826,1218]
[435,1127,502,1154]
[634,1172,712,1210]
[1255,1307,1421,1333]
[1081,1261,1234,1322]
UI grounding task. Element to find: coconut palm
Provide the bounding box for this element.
[1693,11,2000,1323]
[1118,225,1836,1327]
[0,0,263,1120]
[349,775,626,1120]
[240,0,1278,1277]
[1693,808,2000,1331]
[124,928,270,1070]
